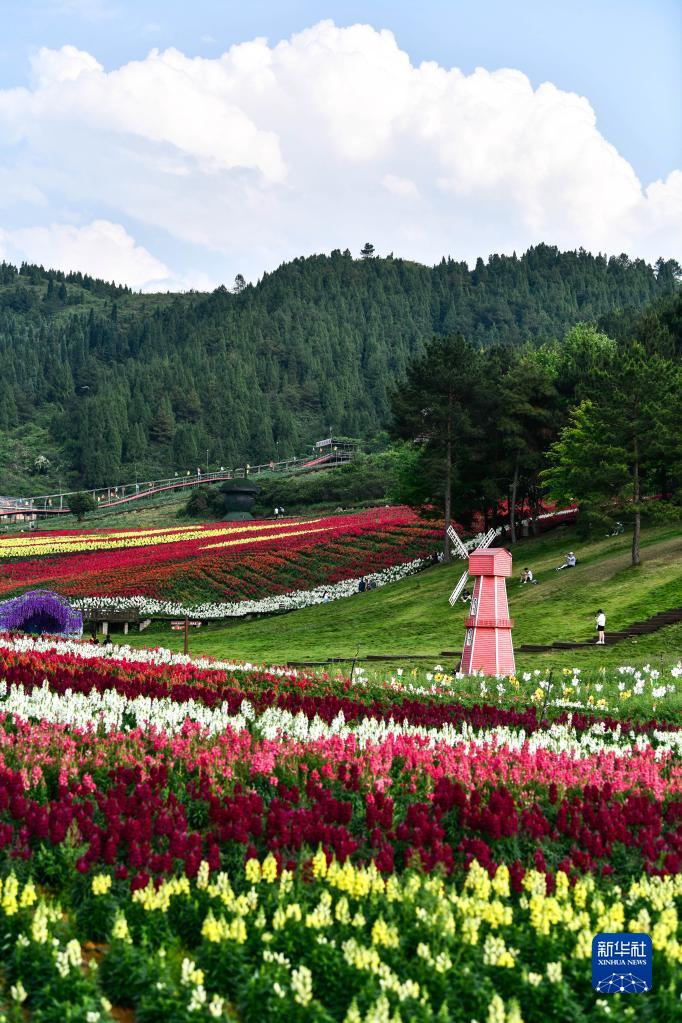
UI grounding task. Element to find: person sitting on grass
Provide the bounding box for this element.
[556,551,577,571]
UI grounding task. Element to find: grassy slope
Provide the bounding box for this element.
[119,522,682,672]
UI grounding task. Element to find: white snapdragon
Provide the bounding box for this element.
[0,633,300,680]
[70,558,430,620]
[2,678,681,758]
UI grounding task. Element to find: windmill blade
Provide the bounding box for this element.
[449,570,470,606]
[446,525,469,559]
[476,528,497,551]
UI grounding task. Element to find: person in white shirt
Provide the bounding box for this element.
[595,609,606,644]
[557,552,577,571]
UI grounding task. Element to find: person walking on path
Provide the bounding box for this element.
[595,609,606,645]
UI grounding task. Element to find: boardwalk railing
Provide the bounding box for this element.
[0,448,353,520]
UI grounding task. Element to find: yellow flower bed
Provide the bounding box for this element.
[1,857,680,1021]
[0,518,324,559]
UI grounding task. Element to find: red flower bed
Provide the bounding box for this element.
[1,644,679,891]
[0,508,441,603]
[0,720,680,887]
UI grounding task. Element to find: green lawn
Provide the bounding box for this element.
[117,522,682,673]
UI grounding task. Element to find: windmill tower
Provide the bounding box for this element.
[447,525,515,676]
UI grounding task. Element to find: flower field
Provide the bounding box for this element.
[0,635,680,1020]
[0,508,441,615]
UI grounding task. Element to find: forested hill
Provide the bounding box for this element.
[0,245,679,490]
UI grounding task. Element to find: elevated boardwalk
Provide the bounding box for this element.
[0,442,353,522]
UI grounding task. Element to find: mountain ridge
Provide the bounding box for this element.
[0,244,678,492]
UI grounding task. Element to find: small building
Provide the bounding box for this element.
[82,607,147,636]
[312,437,357,462]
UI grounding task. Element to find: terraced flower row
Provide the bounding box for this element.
[1,854,680,1022]
[0,638,680,1020]
[2,636,679,737]
[0,507,441,607]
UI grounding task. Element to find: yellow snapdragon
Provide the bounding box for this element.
[291,964,313,1008]
[306,891,333,929]
[1,874,19,917]
[245,858,261,884]
[492,864,510,898]
[312,847,328,879]
[91,874,112,896]
[111,911,132,944]
[261,853,278,883]
[31,901,50,944]
[483,933,516,968]
[371,917,399,949]
[180,958,204,988]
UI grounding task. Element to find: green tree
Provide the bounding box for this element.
[493,352,560,541]
[172,424,199,470]
[69,491,95,523]
[391,334,482,560]
[359,243,375,259]
[0,246,677,491]
[542,342,679,565]
[150,399,175,444]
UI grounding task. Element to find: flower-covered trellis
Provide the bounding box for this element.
[0,589,82,637]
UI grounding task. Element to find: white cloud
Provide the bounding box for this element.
[1,220,170,289]
[31,44,102,86]
[382,174,419,199]
[0,20,679,286]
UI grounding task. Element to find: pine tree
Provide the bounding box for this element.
[391,334,483,559]
[150,399,175,444]
[543,342,680,565]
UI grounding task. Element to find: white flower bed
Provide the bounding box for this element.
[0,633,296,678]
[69,558,430,619]
[2,636,680,715]
[1,678,681,759]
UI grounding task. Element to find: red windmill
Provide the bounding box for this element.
[447,526,515,676]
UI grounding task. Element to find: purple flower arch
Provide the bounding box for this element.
[0,589,83,637]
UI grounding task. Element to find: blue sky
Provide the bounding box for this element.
[0,0,680,288]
